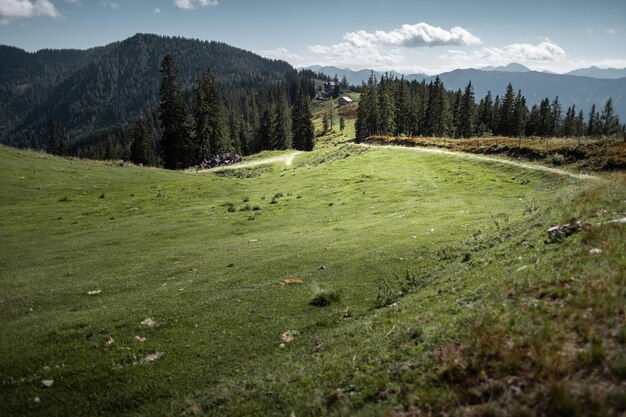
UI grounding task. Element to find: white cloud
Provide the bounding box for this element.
[0,0,60,25]
[174,0,218,10]
[306,22,479,71]
[153,7,161,14]
[441,41,566,70]
[344,23,481,48]
[606,28,617,36]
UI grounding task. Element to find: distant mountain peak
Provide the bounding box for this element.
[480,63,531,72]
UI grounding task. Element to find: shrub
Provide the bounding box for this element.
[309,286,340,307]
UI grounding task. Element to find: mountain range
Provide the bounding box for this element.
[1,34,625,152]
[0,34,296,149]
[305,64,626,121]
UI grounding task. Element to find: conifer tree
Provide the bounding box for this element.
[159,55,189,169]
[513,90,527,137]
[601,97,621,135]
[291,87,315,151]
[499,83,515,136]
[587,104,598,136]
[47,118,64,156]
[378,76,396,136]
[193,69,229,159]
[339,115,345,133]
[551,96,563,137]
[477,91,493,136]
[273,92,292,149]
[458,81,475,138]
[425,76,446,136]
[355,73,380,142]
[130,119,156,165]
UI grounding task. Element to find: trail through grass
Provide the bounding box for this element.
[0,144,623,416]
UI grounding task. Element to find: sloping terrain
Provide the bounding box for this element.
[0,144,624,416]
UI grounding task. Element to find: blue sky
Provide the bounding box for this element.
[1,0,625,74]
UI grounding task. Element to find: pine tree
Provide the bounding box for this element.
[291,87,314,151]
[512,90,527,137]
[130,119,156,165]
[258,105,275,151]
[159,55,189,169]
[47,118,64,156]
[273,92,292,149]
[477,91,493,136]
[587,104,599,136]
[339,115,345,133]
[378,76,396,136]
[458,81,475,138]
[600,97,621,135]
[551,96,563,137]
[575,110,585,137]
[499,83,515,136]
[355,73,380,142]
[425,76,446,136]
[538,98,553,137]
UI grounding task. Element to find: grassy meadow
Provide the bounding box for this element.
[0,134,625,416]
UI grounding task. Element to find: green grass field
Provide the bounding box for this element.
[1,142,624,416]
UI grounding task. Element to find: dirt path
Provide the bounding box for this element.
[355,143,598,180]
[196,151,302,173]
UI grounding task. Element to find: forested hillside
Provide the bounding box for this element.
[0,34,303,154]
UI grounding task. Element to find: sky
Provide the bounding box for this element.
[1,0,625,75]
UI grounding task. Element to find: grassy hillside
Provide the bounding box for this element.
[0,143,624,416]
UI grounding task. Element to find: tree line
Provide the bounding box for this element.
[48,55,315,168]
[355,73,624,142]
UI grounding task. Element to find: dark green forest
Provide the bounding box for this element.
[355,73,624,142]
[0,33,317,160]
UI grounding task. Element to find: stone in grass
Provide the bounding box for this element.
[280,278,302,285]
[134,336,146,343]
[140,318,155,328]
[281,330,298,343]
[589,248,603,255]
[143,352,164,363]
[87,289,101,295]
[41,380,54,388]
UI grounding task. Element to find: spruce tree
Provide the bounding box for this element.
[601,97,621,135]
[47,118,64,156]
[551,97,563,137]
[425,76,446,136]
[477,91,493,136]
[130,119,156,166]
[458,81,475,138]
[273,92,292,149]
[378,76,396,136]
[291,87,315,151]
[499,83,515,136]
[159,55,189,169]
[512,90,527,137]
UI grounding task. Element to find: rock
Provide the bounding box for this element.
[319,265,326,270]
[140,318,155,328]
[87,289,101,295]
[281,330,298,343]
[143,352,163,362]
[547,222,589,243]
[589,248,602,254]
[41,380,54,388]
[33,397,41,403]
[279,343,286,348]
[280,278,303,285]
[106,336,114,345]
[134,336,146,343]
